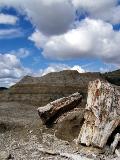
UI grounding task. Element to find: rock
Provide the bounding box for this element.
[55,108,85,141]
[39,148,59,155]
[77,79,120,148]
[38,92,82,125]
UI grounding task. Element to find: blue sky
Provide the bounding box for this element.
[0,0,120,87]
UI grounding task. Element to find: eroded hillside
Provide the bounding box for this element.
[0,70,103,106]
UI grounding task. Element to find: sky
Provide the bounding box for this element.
[0,0,120,87]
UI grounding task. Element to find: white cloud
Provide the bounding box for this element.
[0,0,75,35]
[34,63,85,77]
[1,0,120,28]
[29,30,47,48]
[0,28,22,39]
[0,53,31,87]
[72,0,120,24]
[72,0,116,11]
[0,13,18,25]
[0,0,120,70]
[29,18,120,66]
[71,65,85,73]
[24,0,75,35]
[0,78,18,87]
[10,48,30,58]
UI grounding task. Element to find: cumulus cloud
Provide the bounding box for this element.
[0,0,75,35]
[1,0,120,30]
[0,53,31,87]
[72,0,116,11]
[0,13,18,25]
[24,0,75,35]
[34,63,85,77]
[72,0,120,24]
[29,30,47,48]
[0,0,120,76]
[29,18,120,66]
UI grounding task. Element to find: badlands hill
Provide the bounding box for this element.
[0,70,103,106]
[0,87,7,92]
[104,69,120,86]
[0,69,120,106]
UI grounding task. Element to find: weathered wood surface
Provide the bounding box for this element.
[115,149,120,157]
[77,79,120,148]
[110,133,120,153]
[38,92,82,125]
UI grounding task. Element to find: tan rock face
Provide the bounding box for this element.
[77,79,120,148]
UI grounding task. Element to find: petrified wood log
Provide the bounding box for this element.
[110,133,120,153]
[115,149,120,157]
[77,79,120,148]
[38,93,82,125]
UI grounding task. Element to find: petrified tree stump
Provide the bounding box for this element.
[38,92,82,125]
[77,79,120,148]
